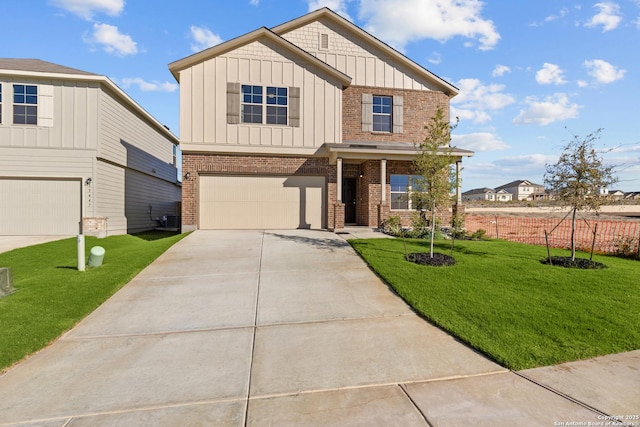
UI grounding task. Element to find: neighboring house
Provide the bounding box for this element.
[609,189,625,200]
[0,59,181,236]
[462,187,512,202]
[625,192,640,200]
[169,8,473,231]
[495,180,546,201]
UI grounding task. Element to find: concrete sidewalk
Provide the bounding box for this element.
[0,230,638,426]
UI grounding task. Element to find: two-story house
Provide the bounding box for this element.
[0,59,181,236]
[169,8,473,231]
[495,180,546,202]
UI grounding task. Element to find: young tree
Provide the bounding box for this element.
[544,129,618,260]
[412,107,458,258]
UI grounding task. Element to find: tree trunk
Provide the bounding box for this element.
[430,205,436,258]
[571,208,577,261]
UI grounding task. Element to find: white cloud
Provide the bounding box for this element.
[250,0,260,5]
[545,7,569,23]
[121,77,178,93]
[190,25,223,52]
[492,65,511,77]
[452,132,510,152]
[513,93,581,126]
[307,0,352,20]
[358,0,500,51]
[49,0,124,20]
[585,2,622,32]
[577,80,589,87]
[535,63,567,85]
[584,59,626,83]
[427,52,442,65]
[451,78,515,124]
[86,23,138,56]
[499,154,558,173]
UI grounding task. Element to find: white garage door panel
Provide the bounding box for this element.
[200,175,326,229]
[0,179,81,235]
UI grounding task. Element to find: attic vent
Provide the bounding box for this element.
[319,33,329,50]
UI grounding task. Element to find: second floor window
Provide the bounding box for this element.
[241,85,288,125]
[372,95,392,132]
[13,84,37,125]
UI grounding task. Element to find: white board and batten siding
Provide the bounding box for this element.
[199,175,326,230]
[279,18,443,91]
[179,38,343,149]
[97,88,180,235]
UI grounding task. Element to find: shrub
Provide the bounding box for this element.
[379,215,402,236]
[471,229,487,240]
[614,236,640,259]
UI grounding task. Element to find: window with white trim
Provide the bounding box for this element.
[372,95,392,132]
[241,84,288,125]
[390,174,424,210]
[13,84,37,125]
[362,93,403,133]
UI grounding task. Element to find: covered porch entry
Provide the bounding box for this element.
[325,141,473,231]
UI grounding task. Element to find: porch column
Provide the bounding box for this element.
[456,160,462,204]
[337,157,343,202]
[380,159,387,203]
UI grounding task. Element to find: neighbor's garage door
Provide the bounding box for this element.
[0,178,81,235]
[199,175,326,229]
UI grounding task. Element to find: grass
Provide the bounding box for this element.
[349,237,640,370]
[0,231,187,371]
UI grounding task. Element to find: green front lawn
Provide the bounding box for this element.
[350,238,640,370]
[0,231,187,371]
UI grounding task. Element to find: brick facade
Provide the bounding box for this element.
[182,153,338,230]
[342,85,450,143]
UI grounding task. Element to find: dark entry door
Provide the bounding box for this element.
[343,178,357,224]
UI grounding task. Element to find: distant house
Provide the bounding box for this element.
[495,180,546,201]
[462,187,512,202]
[625,192,640,201]
[609,190,625,200]
[0,59,181,236]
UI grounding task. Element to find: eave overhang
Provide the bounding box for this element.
[168,27,352,88]
[324,141,474,165]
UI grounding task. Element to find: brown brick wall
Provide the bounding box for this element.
[342,85,450,143]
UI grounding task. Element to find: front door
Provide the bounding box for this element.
[343,178,357,224]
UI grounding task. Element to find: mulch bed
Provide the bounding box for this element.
[407,252,456,267]
[541,256,607,269]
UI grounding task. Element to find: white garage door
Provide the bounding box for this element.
[200,175,326,229]
[0,178,81,235]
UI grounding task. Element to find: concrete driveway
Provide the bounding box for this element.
[0,229,637,426]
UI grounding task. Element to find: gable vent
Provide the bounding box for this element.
[319,33,329,50]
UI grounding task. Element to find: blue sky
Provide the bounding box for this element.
[5,0,640,191]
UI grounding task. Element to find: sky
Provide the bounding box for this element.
[4,0,640,191]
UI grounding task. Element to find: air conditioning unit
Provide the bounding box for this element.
[165,215,179,228]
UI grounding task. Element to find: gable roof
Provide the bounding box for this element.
[271,8,458,97]
[168,26,352,86]
[0,58,178,144]
[462,187,496,195]
[495,179,544,190]
[0,58,97,76]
